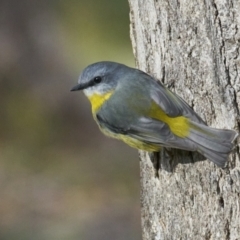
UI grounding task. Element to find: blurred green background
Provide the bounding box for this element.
[0,0,141,239]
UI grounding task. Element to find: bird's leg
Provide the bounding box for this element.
[165,79,175,89]
[160,148,176,173]
[150,151,160,178]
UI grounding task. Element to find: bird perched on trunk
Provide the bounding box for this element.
[71,61,238,167]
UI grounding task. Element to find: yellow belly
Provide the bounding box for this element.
[120,135,160,151]
[99,125,160,152]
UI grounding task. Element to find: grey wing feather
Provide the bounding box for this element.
[149,79,206,125]
[97,112,173,147]
[126,117,197,151]
[96,113,130,135]
[127,117,172,145]
[96,112,170,144]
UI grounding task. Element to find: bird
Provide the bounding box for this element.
[71,61,238,167]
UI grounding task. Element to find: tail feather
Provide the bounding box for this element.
[189,121,238,167]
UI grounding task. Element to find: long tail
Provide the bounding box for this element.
[188,121,238,167]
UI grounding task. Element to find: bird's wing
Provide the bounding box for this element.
[96,113,196,151]
[97,113,170,144]
[126,117,173,146]
[149,80,207,125]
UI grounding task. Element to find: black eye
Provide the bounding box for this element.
[93,76,102,84]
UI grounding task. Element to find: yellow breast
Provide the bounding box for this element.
[87,91,113,113]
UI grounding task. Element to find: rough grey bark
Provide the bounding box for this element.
[128,0,240,239]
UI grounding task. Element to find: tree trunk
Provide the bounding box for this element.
[128,0,240,239]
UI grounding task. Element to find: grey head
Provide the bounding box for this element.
[71,61,129,97]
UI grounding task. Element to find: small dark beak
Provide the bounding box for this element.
[70,83,85,92]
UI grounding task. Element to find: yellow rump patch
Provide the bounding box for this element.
[88,91,113,112]
[149,101,189,138]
